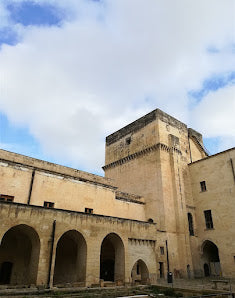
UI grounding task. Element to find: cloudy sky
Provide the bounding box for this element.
[0,0,234,175]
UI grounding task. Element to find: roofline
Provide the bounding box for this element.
[0,148,114,188]
[188,147,235,165]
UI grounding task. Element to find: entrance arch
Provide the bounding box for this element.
[131,259,149,284]
[53,230,87,285]
[0,224,40,285]
[202,240,221,277]
[100,233,125,283]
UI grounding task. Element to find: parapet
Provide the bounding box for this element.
[0,149,115,189]
[106,108,187,146]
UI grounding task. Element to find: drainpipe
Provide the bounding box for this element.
[47,220,56,288]
[165,240,170,272]
[27,169,35,205]
[230,158,235,183]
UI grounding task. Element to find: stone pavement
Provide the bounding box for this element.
[156,278,235,293]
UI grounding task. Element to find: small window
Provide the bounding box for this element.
[148,218,154,223]
[85,208,93,214]
[125,137,131,145]
[200,181,207,192]
[0,194,14,202]
[204,210,213,229]
[44,201,54,208]
[187,213,194,236]
[160,246,164,255]
[233,256,235,263]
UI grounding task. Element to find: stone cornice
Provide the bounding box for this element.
[0,158,117,190]
[116,196,145,205]
[103,142,182,170]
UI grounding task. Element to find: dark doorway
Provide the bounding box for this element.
[159,262,164,278]
[202,240,221,276]
[0,262,13,284]
[0,225,40,285]
[53,230,87,285]
[100,233,125,283]
[187,264,191,279]
[204,263,210,276]
[100,259,114,281]
[100,237,115,281]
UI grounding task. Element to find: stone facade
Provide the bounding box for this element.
[0,108,234,287]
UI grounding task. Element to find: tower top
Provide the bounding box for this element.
[106,108,187,146]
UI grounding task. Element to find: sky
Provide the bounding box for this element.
[0,0,234,175]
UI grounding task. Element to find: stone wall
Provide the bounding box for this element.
[189,148,235,278]
[0,151,146,221]
[0,202,158,286]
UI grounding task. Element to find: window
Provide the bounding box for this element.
[0,194,14,202]
[125,137,131,145]
[160,246,164,255]
[204,210,213,229]
[148,218,154,223]
[44,201,54,208]
[200,181,207,192]
[187,213,194,236]
[85,208,93,214]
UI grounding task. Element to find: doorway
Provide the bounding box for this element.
[0,262,13,284]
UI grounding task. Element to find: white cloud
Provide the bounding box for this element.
[0,0,234,173]
[191,84,235,138]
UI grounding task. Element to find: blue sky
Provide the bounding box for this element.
[0,0,234,174]
[7,2,62,27]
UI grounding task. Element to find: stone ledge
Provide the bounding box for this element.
[103,143,182,170]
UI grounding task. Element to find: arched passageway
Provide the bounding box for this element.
[131,259,149,284]
[202,240,221,277]
[0,224,40,285]
[53,230,87,285]
[100,233,125,283]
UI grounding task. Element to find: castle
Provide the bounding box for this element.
[0,108,234,287]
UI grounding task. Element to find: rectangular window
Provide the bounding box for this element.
[200,181,207,192]
[85,208,93,214]
[204,210,213,229]
[44,201,54,208]
[160,246,165,255]
[125,137,131,145]
[0,194,14,202]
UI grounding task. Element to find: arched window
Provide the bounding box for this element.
[187,213,194,236]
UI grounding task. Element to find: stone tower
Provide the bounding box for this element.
[103,108,207,277]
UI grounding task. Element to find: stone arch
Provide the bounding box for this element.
[201,240,221,277]
[100,233,125,283]
[131,259,149,284]
[0,224,40,285]
[53,230,87,286]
